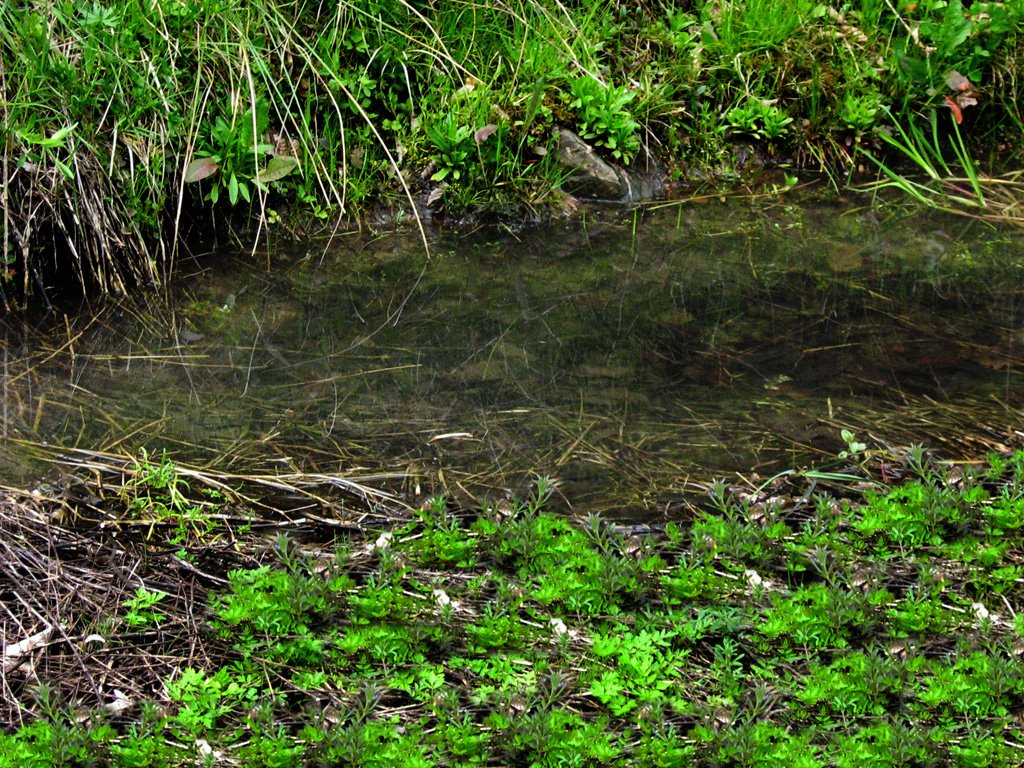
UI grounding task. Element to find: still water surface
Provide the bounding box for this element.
[4,198,1024,518]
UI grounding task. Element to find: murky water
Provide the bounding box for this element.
[4,197,1024,517]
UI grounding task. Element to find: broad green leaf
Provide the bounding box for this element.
[27,122,79,148]
[54,157,74,180]
[474,124,498,144]
[49,123,78,143]
[184,157,219,182]
[256,155,298,183]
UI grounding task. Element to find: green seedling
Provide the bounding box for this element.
[122,586,169,628]
[838,429,867,459]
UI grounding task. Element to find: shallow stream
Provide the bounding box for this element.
[4,196,1024,519]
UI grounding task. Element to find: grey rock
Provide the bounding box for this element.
[555,128,632,201]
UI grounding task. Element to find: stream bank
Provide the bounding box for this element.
[3,0,1022,305]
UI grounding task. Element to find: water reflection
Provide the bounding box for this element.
[3,199,1023,517]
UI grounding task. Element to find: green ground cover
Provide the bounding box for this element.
[2,446,1024,766]
[2,0,1023,303]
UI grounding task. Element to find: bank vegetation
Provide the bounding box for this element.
[1,0,1022,306]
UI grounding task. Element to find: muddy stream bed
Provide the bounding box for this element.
[3,196,1024,520]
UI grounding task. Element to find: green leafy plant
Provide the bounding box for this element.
[166,667,261,738]
[122,586,169,628]
[726,98,794,140]
[425,114,476,183]
[7,446,1024,766]
[128,448,189,510]
[838,429,867,459]
[568,76,641,161]
[589,624,689,715]
[408,495,478,566]
[840,91,883,132]
[185,98,298,206]
[759,584,871,654]
[123,448,217,544]
[211,553,353,664]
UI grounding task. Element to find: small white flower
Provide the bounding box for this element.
[744,569,763,589]
[550,618,568,636]
[103,689,133,715]
[971,602,990,622]
[195,739,222,763]
[373,532,393,551]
